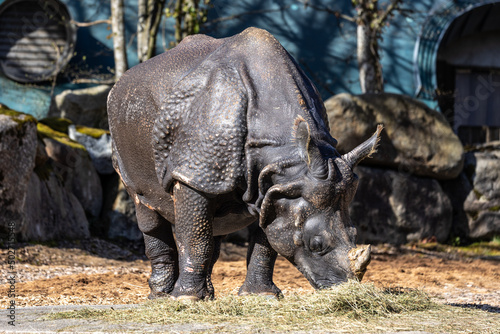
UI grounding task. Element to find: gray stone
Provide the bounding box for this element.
[21,167,90,241]
[351,166,453,244]
[107,181,142,241]
[42,137,103,219]
[0,112,37,233]
[68,125,114,174]
[439,173,473,241]
[49,85,111,129]
[325,93,464,180]
[463,150,500,240]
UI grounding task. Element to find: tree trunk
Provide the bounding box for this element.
[137,0,149,62]
[111,0,128,80]
[357,23,383,93]
[355,0,384,94]
[137,0,166,62]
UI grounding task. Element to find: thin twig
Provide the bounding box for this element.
[205,6,291,26]
[374,0,402,27]
[72,78,116,84]
[295,0,355,22]
[71,19,111,27]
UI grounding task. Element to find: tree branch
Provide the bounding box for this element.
[295,0,355,22]
[374,0,402,28]
[205,6,291,26]
[72,78,116,84]
[71,19,111,27]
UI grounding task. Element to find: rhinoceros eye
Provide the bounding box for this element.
[309,236,324,253]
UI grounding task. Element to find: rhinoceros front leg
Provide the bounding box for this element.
[238,226,282,298]
[171,182,214,300]
[136,204,178,299]
[205,236,224,299]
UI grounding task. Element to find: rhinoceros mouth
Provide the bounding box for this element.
[295,264,347,290]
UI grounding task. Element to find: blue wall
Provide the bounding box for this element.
[206,0,437,106]
[0,0,443,118]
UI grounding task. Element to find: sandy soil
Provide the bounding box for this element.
[0,239,499,310]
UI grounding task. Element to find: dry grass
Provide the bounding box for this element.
[46,281,438,332]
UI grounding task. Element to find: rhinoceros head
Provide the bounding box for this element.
[259,119,382,289]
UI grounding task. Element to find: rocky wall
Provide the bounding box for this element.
[326,93,499,243]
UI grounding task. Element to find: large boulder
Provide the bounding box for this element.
[0,108,38,233]
[37,123,103,219]
[0,107,93,241]
[49,85,111,129]
[439,172,473,242]
[351,166,453,244]
[107,181,142,241]
[22,165,90,241]
[20,124,95,241]
[463,147,500,240]
[325,93,464,180]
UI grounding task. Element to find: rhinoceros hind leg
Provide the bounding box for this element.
[136,205,178,299]
[238,226,282,298]
[170,182,214,300]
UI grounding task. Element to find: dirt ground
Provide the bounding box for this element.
[1,238,499,311]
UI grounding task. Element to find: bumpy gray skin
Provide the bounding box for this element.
[108,27,377,300]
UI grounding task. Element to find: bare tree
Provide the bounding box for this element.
[138,0,167,62]
[111,0,129,80]
[352,0,402,93]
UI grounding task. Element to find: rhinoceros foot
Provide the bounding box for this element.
[170,295,202,303]
[147,291,171,300]
[238,282,283,299]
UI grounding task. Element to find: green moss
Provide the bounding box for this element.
[75,125,109,139]
[415,239,500,257]
[488,205,500,212]
[0,105,37,126]
[473,189,483,200]
[457,240,500,257]
[39,117,73,134]
[37,123,86,151]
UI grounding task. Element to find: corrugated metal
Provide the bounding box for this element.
[0,0,76,83]
[413,0,500,99]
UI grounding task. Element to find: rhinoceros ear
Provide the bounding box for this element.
[293,117,328,179]
[260,181,303,228]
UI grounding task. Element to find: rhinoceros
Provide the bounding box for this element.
[107,27,381,301]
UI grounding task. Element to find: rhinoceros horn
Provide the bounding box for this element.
[342,125,383,169]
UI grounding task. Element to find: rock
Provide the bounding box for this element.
[39,117,73,134]
[0,109,37,234]
[463,150,500,240]
[439,173,473,242]
[351,166,453,244]
[34,138,49,167]
[325,93,464,180]
[38,123,103,220]
[107,181,142,241]
[49,85,111,129]
[22,167,90,241]
[68,125,114,175]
